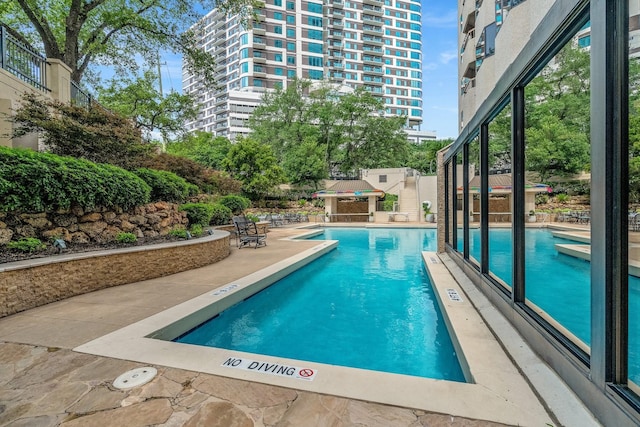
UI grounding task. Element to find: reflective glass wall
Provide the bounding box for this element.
[523,26,592,355]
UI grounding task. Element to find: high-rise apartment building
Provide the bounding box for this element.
[183,0,423,139]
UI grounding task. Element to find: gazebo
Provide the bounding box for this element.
[461,173,552,222]
[312,180,385,222]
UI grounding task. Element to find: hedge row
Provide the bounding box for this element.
[0,147,150,212]
[134,168,198,204]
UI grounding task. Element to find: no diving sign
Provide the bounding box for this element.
[221,357,317,381]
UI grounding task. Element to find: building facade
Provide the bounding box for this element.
[184,0,423,139]
[446,0,640,425]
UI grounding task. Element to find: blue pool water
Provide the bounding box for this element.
[464,228,639,384]
[176,228,466,381]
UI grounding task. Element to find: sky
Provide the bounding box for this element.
[152,0,460,140]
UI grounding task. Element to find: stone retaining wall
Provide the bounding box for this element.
[0,202,189,245]
[0,232,230,318]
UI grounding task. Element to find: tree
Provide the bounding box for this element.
[249,80,410,178]
[407,139,452,175]
[222,137,287,200]
[524,41,591,179]
[166,131,232,170]
[96,70,197,141]
[282,137,328,188]
[1,0,255,84]
[10,93,152,169]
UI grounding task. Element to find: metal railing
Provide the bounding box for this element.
[70,80,92,107]
[0,24,48,91]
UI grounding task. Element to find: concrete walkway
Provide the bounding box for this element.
[0,225,575,426]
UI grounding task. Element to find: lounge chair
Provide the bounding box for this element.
[233,216,267,249]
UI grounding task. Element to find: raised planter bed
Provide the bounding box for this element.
[0,230,230,318]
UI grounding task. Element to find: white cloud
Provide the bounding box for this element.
[423,62,438,71]
[439,50,458,64]
[422,10,458,29]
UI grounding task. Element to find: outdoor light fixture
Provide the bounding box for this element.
[186,231,192,240]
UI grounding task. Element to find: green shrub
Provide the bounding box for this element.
[218,194,251,215]
[169,228,189,239]
[134,168,196,203]
[382,194,398,212]
[555,193,570,203]
[0,147,150,212]
[116,232,137,243]
[189,223,203,237]
[7,237,46,252]
[180,203,214,226]
[210,204,233,226]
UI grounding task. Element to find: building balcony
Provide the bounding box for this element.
[362,24,383,35]
[362,14,383,24]
[363,0,382,5]
[362,65,383,74]
[363,76,383,85]
[332,0,343,8]
[253,37,266,49]
[362,4,383,15]
[362,35,384,45]
[253,65,267,77]
[362,45,383,54]
[252,50,267,63]
[362,55,383,64]
[252,22,266,35]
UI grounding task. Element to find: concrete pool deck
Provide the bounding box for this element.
[0,224,599,426]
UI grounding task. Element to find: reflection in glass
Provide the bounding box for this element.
[629,1,640,394]
[524,29,591,353]
[468,137,481,267]
[487,105,513,290]
[456,154,465,254]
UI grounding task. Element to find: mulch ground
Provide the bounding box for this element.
[0,234,187,265]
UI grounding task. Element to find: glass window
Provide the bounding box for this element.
[287,15,295,24]
[240,62,248,73]
[287,42,295,51]
[524,28,591,354]
[308,56,323,67]
[254,78,263,87]
[308,16,323,26]
[274,40,283,48]
[487,104,512,291]
[274,11,283,19]
[309,69,323,79]
[308,2,322,13]
[275,53,283,62]
[287,1,295,9]
[308,42,323,53]
[288,69,296,78]
[274,0,282,5]
[287,28,295,37]
[287,55,295,64]
[240,48,249,59]
[468,137,481,267]
[274,67,283,76]
[628,6,639,395]
[455,153,465,255]
[240,34,248,45]
[274,25,282,34]
[308,29,323,40]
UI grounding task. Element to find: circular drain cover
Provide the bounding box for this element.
[113,367,157,390]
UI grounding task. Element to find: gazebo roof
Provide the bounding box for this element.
[462,173,552,193]
[312,180,385,198]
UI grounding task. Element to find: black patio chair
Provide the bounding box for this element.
[233,216,267,249]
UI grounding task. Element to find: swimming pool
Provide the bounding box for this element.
[176,227,466,381]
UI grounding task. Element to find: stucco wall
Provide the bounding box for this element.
[0,231,230,318]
